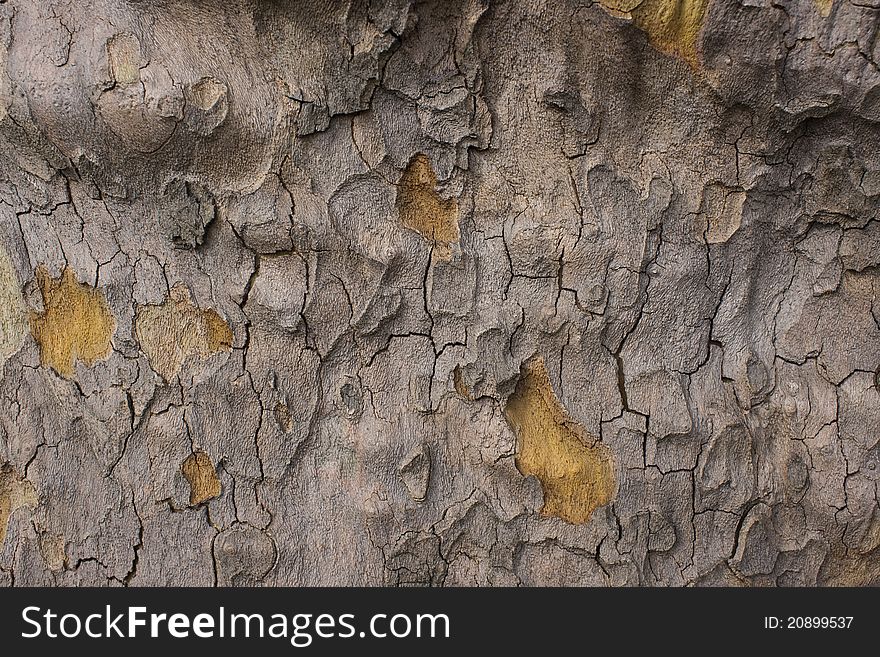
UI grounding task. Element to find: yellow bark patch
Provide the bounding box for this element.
[274,403,293,433]
[815,0,833,17]
[598,0,710,67]
[0,248,26,367]
[181,451,221,505]
[135,285,233,381]
[106,33,142,85]
[396,153,460,260]
[29,267,116,378]
[0,465,37,545]
[504,357,615,524]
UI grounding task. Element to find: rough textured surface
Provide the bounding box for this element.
[1,0,879,587]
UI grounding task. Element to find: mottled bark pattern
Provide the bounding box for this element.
[0,0,878,586]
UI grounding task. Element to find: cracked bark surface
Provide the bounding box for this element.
[1,0,879,587]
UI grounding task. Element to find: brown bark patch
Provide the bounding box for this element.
[29,267,116,378]
[274,403,293,433]
[396,153,459,259]
[39,533,67,571]
[181,451,222,506]
[0,465,37,545]
[504,357,615,524]
[453,365,471,399]
[135,284,233,381]
[598,0,710,67]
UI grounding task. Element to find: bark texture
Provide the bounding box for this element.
[1,0,879,586]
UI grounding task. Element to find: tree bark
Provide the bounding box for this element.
[1,0,878,586]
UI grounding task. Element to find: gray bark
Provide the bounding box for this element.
[1,0,879,586]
